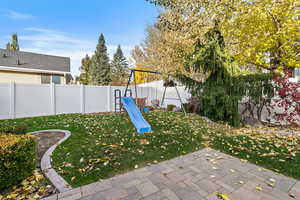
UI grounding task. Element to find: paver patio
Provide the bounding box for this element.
[44,148,300,200]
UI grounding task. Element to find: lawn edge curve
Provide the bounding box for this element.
[29,129,72,193]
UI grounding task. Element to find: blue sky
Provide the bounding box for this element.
[0,0,159,75]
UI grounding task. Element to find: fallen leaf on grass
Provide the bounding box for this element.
[80,157,84,163]
[140,139,150,145]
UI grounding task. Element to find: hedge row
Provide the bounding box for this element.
[0,134,36,189]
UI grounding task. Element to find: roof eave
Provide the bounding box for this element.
[0,66,71,75]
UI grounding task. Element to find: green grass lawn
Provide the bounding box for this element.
[0,111,299,187]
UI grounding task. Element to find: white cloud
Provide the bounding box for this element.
[5,10,34,20]
[24,27,53,33]
[20,27,134,76]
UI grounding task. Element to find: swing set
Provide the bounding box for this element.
[115,69,186,115]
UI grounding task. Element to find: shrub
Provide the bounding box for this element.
[268,75,300,125]
[0,125,27,135]
[0,134,36,189]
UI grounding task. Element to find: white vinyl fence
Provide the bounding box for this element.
[0,82,191,120]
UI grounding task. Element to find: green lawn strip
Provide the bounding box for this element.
[51,111,206,187]
[209,133,300,180]
[0,111,299,187]
[0,112,206,187]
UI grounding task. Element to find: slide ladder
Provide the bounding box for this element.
[121,97,152,134]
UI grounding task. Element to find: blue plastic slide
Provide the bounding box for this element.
[121,97,152,134]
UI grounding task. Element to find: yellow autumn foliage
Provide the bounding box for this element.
[143,0,299,72]
[0,134,36,189]
[0,134,33,150]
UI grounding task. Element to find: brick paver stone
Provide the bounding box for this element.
[136,181,159,197]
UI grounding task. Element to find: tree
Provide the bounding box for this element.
[111,45,129,85]
[131,45,147,67]
[6,33,20,51]
[146,0,299,72]
[176,28,274,126]
[90,34,111,85]
[138,24,193,74]
[79,54,92,85]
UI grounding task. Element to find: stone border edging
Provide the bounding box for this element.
[29,129,73,193]
[258,129,300,135]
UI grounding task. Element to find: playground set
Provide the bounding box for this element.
[114,69,186,134]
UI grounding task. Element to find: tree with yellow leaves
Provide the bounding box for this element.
[147,0,300,72]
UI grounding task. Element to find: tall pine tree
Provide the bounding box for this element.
[79,54,92,85]
[111,45,129,85]
[90,34,111,85]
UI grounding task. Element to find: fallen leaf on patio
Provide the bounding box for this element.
[269,178,276,183]
[289,193,296,199]
[216,192,231,200]
[267,183,274,187]
[234,180,244,184]
[256,186,263,191]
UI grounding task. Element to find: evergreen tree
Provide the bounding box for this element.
[90,34,111,85]
[79,54,92,85]
[176,28,241,126]
[6,34,20,51]
[111,45,129,85]
[176,28,274,126]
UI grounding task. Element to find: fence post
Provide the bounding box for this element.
[107,85,111,112]
[80,84,85,113]
[50,83,56,115]
[10,82,16,119]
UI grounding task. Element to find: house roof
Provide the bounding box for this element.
[0,48,70,74]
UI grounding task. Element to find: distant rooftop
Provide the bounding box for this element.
[0,49,70,73]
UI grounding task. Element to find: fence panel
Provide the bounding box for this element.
[85,86,110,113]
[0,83,192,120]
[0,83,11,119]
[55,85,81,115]
[15,84,51,118]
